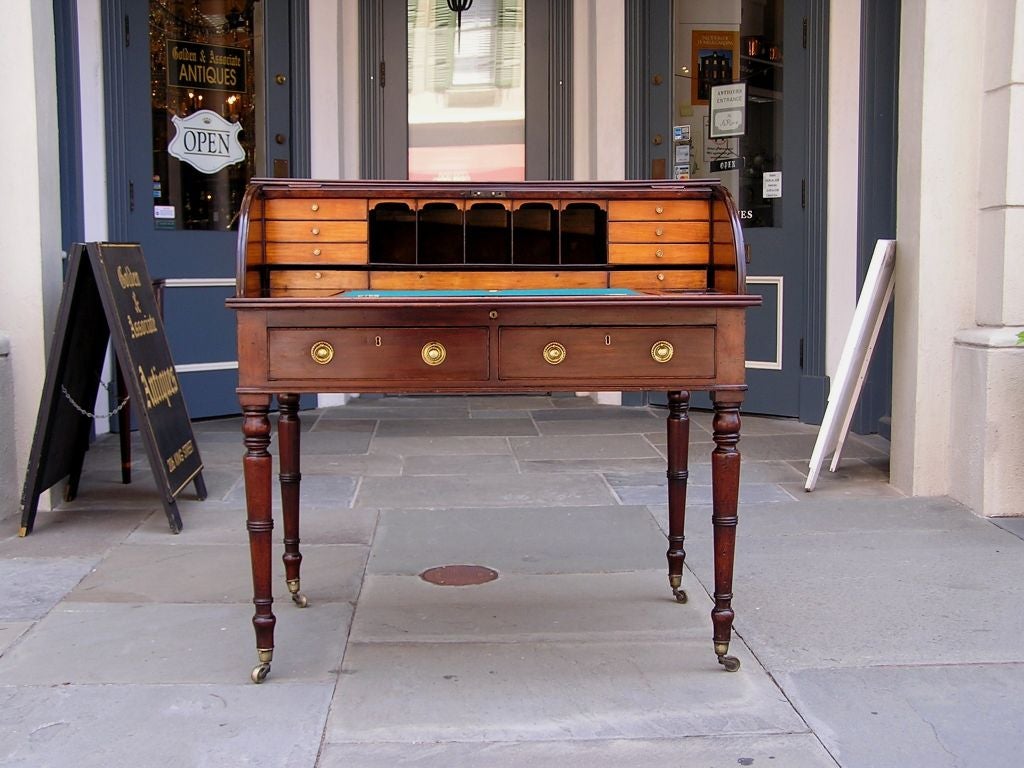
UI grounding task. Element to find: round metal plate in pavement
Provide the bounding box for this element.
[419,564,499,586]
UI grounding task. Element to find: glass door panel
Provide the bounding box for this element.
[407,0,525,181]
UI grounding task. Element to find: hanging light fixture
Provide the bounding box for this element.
[446,0,474,47]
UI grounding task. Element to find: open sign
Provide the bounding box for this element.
[168,110,245,174]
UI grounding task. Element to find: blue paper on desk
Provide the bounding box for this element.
[342,288,641,297]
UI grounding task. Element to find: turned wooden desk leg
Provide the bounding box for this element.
[666,391,690,604]
[242,394,276,683]
[277,393,307,608]
[711,393,742,672]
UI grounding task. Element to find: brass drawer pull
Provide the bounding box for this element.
[421,341,447,366]
[657,273,665,281]
[310,341,334,365]
[655,249,664,258]
[543,342,566,365]
[651,341,674,363]
[314,271,322,279]
[311,203,319,212]
[655,227,664,236]
[312,248,322,257]
[655,205,664,215]
[311,227,320,236]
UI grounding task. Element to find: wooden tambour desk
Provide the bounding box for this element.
[228,178,761,683]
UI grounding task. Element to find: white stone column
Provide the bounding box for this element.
[892,0,984,500]
[0,2,63,517]
[948,0,1024,517]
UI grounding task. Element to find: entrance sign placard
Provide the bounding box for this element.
[19,243,206,536]
[168,110,245,174]
[805,240,896,491]
[709,82,746,138]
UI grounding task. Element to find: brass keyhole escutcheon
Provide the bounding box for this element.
[651,341,674,363]
[422,341,447,366]
[310,341,334,365]
[489,310,498,319]
[543,342,566,365]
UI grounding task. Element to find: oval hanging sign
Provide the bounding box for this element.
[168,110,245,174]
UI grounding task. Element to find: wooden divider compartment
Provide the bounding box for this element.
[238,181,746,298]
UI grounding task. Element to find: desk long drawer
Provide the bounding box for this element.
[267,327,489,381]
[497,326,716,380]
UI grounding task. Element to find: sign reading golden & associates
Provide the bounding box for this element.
[166,39,246,93]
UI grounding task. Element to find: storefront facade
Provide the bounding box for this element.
[1,0,1022,518]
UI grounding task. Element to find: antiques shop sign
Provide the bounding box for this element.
[167,39,246,93]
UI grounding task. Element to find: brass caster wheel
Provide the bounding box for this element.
[291,592,309,608]
[672,587,688,604]
[251,662,271,684]
[718,655,741,672]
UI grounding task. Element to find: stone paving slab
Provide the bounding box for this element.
[1,507,146,557]
[518,457,669,474]
[0,602,352,684]
[0,558,100,621]
[128,500,379,546]
[224,472,359,509]
[779,663,1024,768]
[320,733,837,768]
[402,454,520,476]
[369,436,512,456]
[534,418,676,436]
[0,682,333,768]
[682,504,1024,672]
[509,434,661,461]
[375,418,539,438]
[326,638,802,743]
[611,481,793,506]
[992,516,1024,540]
[65,543,368,604]
[356,473,617,508]
[351,570,706,644]
[368,505,666,575]
[530,407,660,422]
[0,622,31,657]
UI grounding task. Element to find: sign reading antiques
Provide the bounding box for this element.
[166,39,246,93]
[168,109,245,174]
[19,243,206,536]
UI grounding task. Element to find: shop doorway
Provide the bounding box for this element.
[363,0,572,181]
[103,0,304,418]
[634,0,824,419]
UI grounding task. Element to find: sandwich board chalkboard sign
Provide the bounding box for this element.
[19,242,206,535]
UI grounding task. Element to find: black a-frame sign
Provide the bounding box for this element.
[19,243,206,535]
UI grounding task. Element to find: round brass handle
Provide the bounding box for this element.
[312,248,322,257]
[655,205,664,215]
[421,341,447,366]
[310,341,334,365]
[543,342,566,365]
[655,228,664,236]
[655,249,664,258]
[651,341,674,363]
[311,227,320,236]
[311,203,319,212]
[314,271,322,279]
[657,273,665,281]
